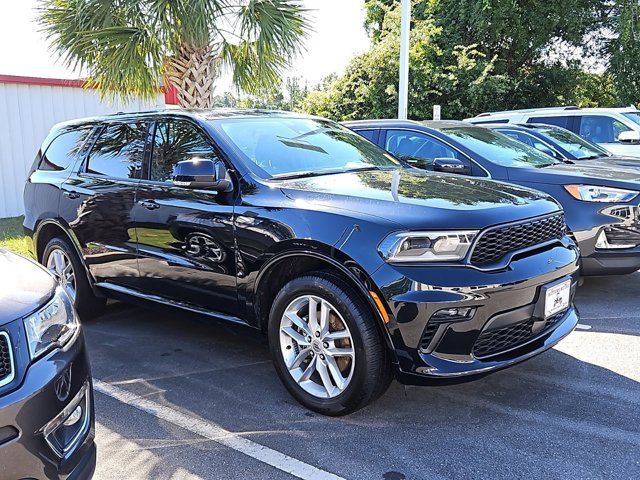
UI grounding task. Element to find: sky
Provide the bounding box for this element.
[0,0,371,94]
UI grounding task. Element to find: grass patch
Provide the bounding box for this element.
[0,216,32,257]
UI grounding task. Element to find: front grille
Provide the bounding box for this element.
[472,311,566,359]
[0,332,13,386]
[470,213,566,266]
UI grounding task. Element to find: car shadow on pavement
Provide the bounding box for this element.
[82,285,640,480]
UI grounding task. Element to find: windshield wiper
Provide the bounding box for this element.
[272,166,381,180]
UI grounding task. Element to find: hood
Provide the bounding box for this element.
[0,249,56,325]
[603,155,640,169]
[278,169,561,230]
[508,160,640,189]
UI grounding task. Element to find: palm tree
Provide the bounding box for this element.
[38,0,309,108]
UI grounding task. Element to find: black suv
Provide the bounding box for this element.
[24,110,580,415]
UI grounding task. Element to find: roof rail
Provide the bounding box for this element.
[475,105,581,117]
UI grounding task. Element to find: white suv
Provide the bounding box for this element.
[465,107,640,157]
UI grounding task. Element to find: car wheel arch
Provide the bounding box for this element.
[251,249,397,361]
[34,219,98,286]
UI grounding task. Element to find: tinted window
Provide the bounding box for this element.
[385,129,459,170]
[151,121,218,182]
[40,129,92,171]
[441,127,558,168]
[528,116,571,129]
[539,127,609,159]
[215,117,400,178]
[86,123,148,179]
[356,129,377,142]
[498,130,557,153]
[579,115,631,143]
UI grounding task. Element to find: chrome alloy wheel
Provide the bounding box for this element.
[46,248,77,301]
[279,295,355,399]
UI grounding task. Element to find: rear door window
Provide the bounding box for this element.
[578,115,631,143]
[384,129,460,170]
[39,128,92,171]
[86,122,149,179]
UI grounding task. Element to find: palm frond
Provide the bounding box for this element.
[221,0,310,95]
[38,0,310,105]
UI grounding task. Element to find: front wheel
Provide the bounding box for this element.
[268,272,391,415]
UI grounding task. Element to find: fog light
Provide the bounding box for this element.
[63,405,83,427]
[42,381,91,458]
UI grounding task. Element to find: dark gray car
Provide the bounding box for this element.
[0,249,95,479]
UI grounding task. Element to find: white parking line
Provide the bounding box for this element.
[575,323,592,330]
[93,380,345,480]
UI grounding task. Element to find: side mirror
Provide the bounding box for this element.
[433,157,471,175]
[617,130,640,144]
[172,158,232,191]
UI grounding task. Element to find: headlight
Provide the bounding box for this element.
[564,185,638,203]
[379,231,478,263]
[23,287,79,360]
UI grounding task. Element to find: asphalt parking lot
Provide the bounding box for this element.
[85,273,640,480]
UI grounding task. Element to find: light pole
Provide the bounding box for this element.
[398,0,411,119]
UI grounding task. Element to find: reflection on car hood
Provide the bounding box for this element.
[279,169,561,230]
[510,160,640,188]
[0,249,56,325]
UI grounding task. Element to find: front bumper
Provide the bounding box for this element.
[571,204,640,276]
[372,240,580,382]
[0,327,95,480]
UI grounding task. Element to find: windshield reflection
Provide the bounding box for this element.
[214,117,401,179]
[443,127,559,169]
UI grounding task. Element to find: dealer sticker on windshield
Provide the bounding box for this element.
[544,279,571,318]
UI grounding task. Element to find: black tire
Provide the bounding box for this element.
[268,272,392,415]
[42,237,106,319]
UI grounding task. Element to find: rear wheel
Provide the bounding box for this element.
[268,272,391,415]
[42,237,106,319]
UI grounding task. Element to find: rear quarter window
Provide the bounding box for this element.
[39,128,93,171]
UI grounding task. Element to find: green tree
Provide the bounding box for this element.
[611,1,640,105]
[302,0,619,120]
[39,0,309,108]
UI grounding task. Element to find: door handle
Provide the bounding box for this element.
[138,200,160,210]
[63,191,80,199]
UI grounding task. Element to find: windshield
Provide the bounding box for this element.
[539,127,609,159]
[214,117,400,178]
[623,112,640,126]
[441,126,559,168]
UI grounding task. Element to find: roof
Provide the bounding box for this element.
[342,119,470,129]
[474,106,639,117]
[481,122,560,130]
[0,74,86,88]
[51,108,310,130]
